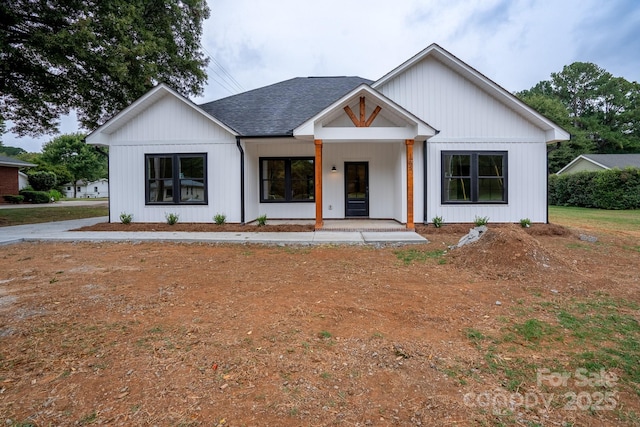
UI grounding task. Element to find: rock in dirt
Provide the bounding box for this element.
[451,226,488,249]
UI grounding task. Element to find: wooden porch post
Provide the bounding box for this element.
[405,139,414,230]
[314,139,323,230]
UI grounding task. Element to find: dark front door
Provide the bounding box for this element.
[345,162,369,217]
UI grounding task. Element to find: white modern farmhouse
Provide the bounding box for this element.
[86,44,569,228]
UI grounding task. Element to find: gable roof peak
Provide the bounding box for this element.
[373,43,569,143]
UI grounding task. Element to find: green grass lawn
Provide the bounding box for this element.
[0,205,109,227]
[549,205,640,232]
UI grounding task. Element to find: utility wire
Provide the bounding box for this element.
[200,43,245,95]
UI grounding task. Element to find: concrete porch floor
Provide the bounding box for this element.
[264,219,409,231]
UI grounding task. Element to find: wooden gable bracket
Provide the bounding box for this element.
[344,97,382,127]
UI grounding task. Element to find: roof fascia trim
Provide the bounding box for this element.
[556,155,609,175]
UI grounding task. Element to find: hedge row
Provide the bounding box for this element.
[2,195,24,204]
[549,168,640,209]
[19,190,51,204]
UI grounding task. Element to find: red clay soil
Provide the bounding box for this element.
[0,223,639,426]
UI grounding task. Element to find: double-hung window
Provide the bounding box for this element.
[442,151,507,204]
[146,153,207,205]
[260,157,315,202]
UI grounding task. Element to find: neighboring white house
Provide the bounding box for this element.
[18,171,30,190]
[556,154,640,175]
[86,44,569,227]
[63,179,109,198]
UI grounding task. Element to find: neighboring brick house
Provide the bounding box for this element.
[0,155,36,200]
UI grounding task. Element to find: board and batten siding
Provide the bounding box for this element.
[108,95,233,142]
[108,143,240,224]
[425,141,548,223]
[103,94,241,223]
[377,55,550,223]
[376,56,546,142]
[244,140,316,221]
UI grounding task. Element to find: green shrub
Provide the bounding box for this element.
[19,189,51,204]
[165,212,179,225]
[432,216,444,228]
[519,218,531,228]
[49,189,63,202]
[256,214,267,226]
[2,195,24,204]
[120,213,133,224]
[27,171,57,191]
[213,213,226,225]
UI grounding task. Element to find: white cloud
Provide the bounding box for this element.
[4,0,639,152]
[199,0,640,100]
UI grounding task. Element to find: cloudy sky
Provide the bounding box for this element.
[5,0,640,152]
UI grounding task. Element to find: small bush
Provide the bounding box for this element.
[256,214,267,226]
[49,189,63,202]
[19,189,51,204]
[213,213,226,225]
[2,195,24,204]
[165,212,179,225]
[474,215,489,226]
[120,213,133,224]
[432,216,444,228]
[519,218,531,228]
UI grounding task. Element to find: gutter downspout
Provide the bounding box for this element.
[423,130,439,224]
[236,137,245,224]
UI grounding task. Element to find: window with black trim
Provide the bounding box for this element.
[260,157,314,202]
[146,153,207,204]
[442,151,507,204]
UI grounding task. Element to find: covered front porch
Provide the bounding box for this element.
[294,84,437,230]
[312,139,418,229]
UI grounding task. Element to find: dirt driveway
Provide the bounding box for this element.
[1,224,639,426]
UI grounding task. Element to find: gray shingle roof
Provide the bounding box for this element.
[199,76,373,136]
[0,155,36,168]
[583,154,640,169]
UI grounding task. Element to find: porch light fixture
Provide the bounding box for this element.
[331,165,337,173]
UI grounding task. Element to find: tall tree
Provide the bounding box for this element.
[517,62,640,172]
[41,133,106,198]
[0,0,210,137]
[550,62,610,125]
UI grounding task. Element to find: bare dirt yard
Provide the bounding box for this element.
[1,222,639,426]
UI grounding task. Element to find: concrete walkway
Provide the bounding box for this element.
[0,200,108,209]
[0,217,427,246]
